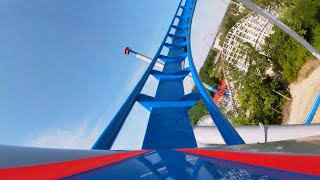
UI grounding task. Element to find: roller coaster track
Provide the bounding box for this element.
[92,0,245,150]
[1,1,320,179]
[92,0,320,150]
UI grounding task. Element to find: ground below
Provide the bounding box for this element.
[283,60,320,124]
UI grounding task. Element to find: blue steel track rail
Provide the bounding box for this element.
[186,1,245,145]
[304,90,320,124]
[92,0,244,150]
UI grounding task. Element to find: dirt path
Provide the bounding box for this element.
[285,60,320,124]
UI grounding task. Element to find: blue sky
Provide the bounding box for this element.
[0,0,229,149]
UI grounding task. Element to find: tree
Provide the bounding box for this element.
[189,99,208,125]
[224,44,284,125]
[219,4,251,46]
[262,0,320,83]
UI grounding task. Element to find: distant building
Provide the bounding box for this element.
[222,12,275,71]
[213,33,223,51]
[229,1,245,15]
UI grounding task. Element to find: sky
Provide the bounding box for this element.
[0,0,229,149]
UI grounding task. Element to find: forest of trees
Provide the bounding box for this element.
[224,44,285,125]
[218,1,251,46]
[189,0,320,126]
[263,0,320,83]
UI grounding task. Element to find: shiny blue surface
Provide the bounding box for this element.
[64,150,317,179]
[305,90,320,124]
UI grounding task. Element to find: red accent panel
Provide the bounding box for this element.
[178,149,320,176]
[124,47,130,55]
[0,150,149,179]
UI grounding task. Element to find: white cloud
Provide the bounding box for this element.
[27,117,105,149]
[26,65,149,150]
[29,121,93,149]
